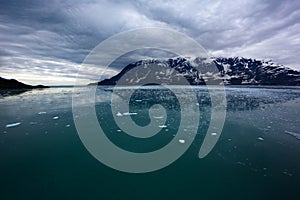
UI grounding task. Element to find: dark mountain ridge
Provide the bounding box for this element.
[0,77,49,89]
[90,57,300,86]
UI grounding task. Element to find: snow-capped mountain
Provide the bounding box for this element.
[90,57,300,86]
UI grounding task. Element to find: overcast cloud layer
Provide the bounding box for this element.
[0,0,300,85]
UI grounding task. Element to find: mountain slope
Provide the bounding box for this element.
[90,57,300,86]
[0,77,49,89]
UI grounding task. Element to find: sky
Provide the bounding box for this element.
[0,0,300,85]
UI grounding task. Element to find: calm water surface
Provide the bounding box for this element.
[0,86,300,200]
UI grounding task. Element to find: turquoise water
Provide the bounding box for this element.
[0,86,300,199]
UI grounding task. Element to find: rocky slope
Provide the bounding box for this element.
[90,57,300,86]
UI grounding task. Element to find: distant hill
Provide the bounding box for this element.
[0,77,49,89]
[89,57,300,86]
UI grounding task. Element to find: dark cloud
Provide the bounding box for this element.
[0,0,299,85]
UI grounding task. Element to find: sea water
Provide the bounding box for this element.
[0,86,300,199]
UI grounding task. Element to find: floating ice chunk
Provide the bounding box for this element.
[38,112,47,115]
[257,137,264,141]
[285,130,300,140]
[179,139,185,144]
[6,122,21,128]
[159,125,167,128]
[211,133,217,136]
[123,112,137,116]
[283,171,293,177]
[236,161,246,166]
[65,124,71,127]
[52,116,59,120]
[154,116,164,119]
[116,112,123,117]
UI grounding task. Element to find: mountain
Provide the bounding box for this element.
[89,57,300,86]
[0,77,49,89]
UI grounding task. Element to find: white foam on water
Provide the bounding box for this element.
[5,122,21,128]
[179,139,185,144]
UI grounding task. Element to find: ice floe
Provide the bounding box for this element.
[38,112,47,115]
[285,130,300,140]
[257,137,264,141]
[123,112,138,116]
[116,112,123,117]
[158,125,167,128]
[153,116,164,119]
[5,122,21,128]
[283,171,293,177]
[179,139,185,144]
